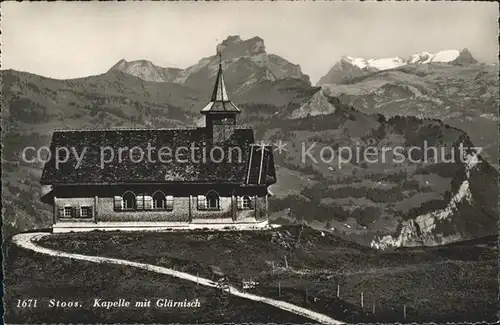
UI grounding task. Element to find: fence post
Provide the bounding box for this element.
[337,284,340,298]
[278,282,281,297]
[372,301,375,314]
[284,255,288,269]
[404,304,406,320]
[361,292,364,308]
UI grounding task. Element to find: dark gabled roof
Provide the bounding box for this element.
[40,127,276,186]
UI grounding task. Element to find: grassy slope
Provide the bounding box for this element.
[33,226,499,323]
[3,238,311,324]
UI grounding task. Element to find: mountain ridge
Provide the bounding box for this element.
[318,48,478,85]
[109,35,311,93]
[109,59,183,83]
[318,62,499,168]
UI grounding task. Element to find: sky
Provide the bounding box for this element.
[2,2,498,84]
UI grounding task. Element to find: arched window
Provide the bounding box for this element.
[151,191,174,211]
[206,191,220,210]
[122,191,136,210]
[153,191,166,210]
[153,191,165,209]
[198,190,220,210]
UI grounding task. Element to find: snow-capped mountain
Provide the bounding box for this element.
[409,49,477,65]
[318,48,478,85]
[341,56,407,71]
[109,35,310,92]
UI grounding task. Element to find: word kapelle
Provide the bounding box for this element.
[93,298,131,309]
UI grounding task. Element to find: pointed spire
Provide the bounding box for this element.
[210,51,229,102]
[201,51,240,114]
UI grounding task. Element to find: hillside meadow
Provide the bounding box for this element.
[28,226,499,323]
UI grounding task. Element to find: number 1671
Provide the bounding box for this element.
[16,299,38,308]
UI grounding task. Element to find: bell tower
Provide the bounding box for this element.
[200,52,241,143]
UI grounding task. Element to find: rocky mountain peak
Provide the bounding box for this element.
[108,35,310,89]
[216,35,266,60]
[110,58,129,70]
[108,59,182,83]
[223,35,243,44]
[453,48,477,65]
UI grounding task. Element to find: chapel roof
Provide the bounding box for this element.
[40,128,275,185]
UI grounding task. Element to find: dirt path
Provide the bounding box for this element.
[12,232,344,325]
